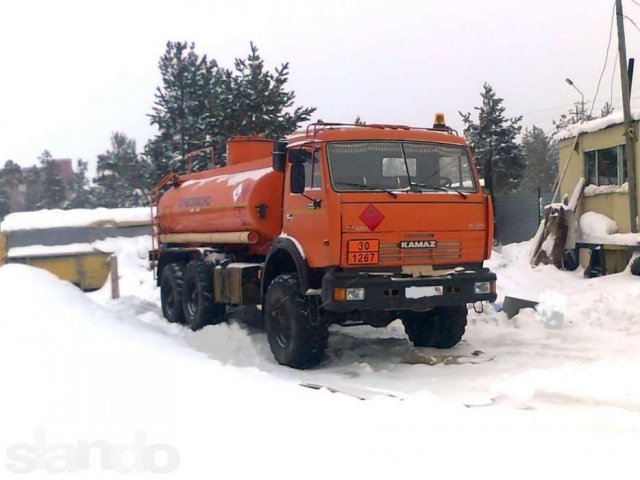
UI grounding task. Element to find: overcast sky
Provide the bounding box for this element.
[0,0,635,170]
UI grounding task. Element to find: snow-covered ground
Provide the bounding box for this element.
[1,236,640,479]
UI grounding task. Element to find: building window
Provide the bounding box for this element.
[584,145,627,186]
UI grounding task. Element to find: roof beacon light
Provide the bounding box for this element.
[433,113,447,129]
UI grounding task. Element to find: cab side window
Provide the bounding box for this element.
[304,149,322,189]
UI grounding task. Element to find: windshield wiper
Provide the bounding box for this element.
[409,181,468,199]
[335,181,398,198]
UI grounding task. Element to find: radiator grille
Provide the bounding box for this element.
[379,241,461,263]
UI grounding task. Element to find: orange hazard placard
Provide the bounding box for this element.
[347,239,379,265]
[347,239,379,253]
[347,251,379,265]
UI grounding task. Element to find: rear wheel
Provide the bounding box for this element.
[402,305,468,348]
[264,274,328,369]
[631,256,640,276]
[160,263,186,324]
[182,261,226,331]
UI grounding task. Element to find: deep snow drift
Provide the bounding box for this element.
[1,237,639,478]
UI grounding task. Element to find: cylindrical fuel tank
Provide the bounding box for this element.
[156,153,283,253]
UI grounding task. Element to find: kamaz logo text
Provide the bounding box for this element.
[400,240,437,249]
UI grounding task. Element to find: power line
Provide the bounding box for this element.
[589,1,616,118]
[611,49,619,105]
[630,0,640,8]
[624,13,640,32]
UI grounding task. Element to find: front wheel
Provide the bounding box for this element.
[264,274,328,369]
[402,305,468,348]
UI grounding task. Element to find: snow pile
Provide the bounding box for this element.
[0,207,151,232]
[535,290,566,328]
[579,211,619,237]
[578,211,640,246]
[89,236,158,303]
[554,110,640,141]
[584,182,629,196]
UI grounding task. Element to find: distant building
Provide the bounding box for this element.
[21,158,73,186]
[5,158,76,212]
[52,158,73,186]
[557,112,640,273]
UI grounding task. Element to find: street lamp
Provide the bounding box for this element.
[565,78,585,120]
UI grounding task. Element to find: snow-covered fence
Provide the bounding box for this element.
[493,191,553,244]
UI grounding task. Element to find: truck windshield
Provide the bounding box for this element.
[327,142,477,194]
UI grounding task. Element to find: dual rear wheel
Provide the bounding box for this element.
[160,261,226,330]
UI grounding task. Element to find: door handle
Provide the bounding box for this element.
[286,213,294,221]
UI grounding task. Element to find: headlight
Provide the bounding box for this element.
[333,287,366,301]
[346,288,366,301]
[474,281,491,294]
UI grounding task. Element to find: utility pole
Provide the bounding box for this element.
[616,0,638,233]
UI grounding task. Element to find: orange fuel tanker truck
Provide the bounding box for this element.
[151,118,497,369]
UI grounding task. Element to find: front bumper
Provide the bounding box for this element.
[321,268,497,312]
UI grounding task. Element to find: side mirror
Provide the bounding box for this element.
[272,141,287,172]
[290,163,305,194]
[289,149,311,164]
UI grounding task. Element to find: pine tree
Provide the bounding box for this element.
[459,83,525,194]
[217,42,316,146]
[0,188,9,220]
[38,150,67,209]
[354,116,366,125]
[95,132,150,208]
[0,160,24,213]
[145,41,316,182]
[147,41,216,179]
[67,159,96,209]
[520,126,559,193]
[23,166,42,211]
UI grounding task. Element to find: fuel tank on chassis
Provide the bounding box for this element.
[156,156,284,253]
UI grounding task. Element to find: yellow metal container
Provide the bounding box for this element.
[0,232,7,266]
[3,250,111,291]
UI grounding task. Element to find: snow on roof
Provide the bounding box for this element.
[0,207,151,232]
[555,109,640,141]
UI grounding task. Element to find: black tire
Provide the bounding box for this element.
[631,256,640,276]
[402,305,468,348]
[160,263,186,324]
[563,249,579,271]
[182,261,226,331]
[264,274,328,369]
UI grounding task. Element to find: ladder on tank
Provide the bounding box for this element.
[149,173,181,279]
